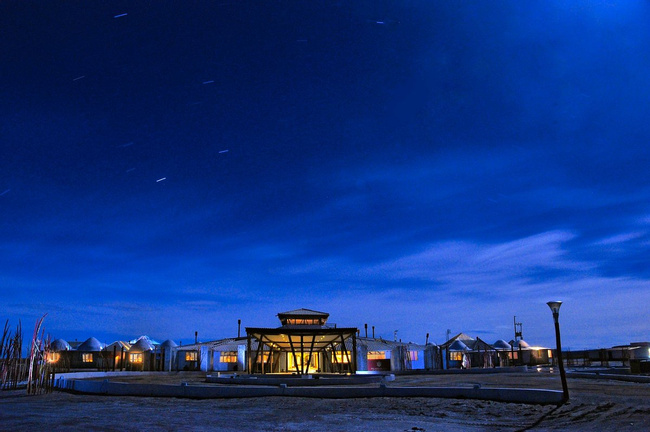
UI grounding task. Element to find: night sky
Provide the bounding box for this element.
[2,1,649,349]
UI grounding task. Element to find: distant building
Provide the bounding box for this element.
[439,333,552,369]
[128,337,155,371]
[508,339,553,366]
[172,308,440,374]
[66,337,106,370]
[104,340,130,370]
[563,341,650,371]
[48,335,170,372]
[62,310,648,374]
[159,339,178,371]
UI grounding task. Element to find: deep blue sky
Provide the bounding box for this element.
[2,1,649,349]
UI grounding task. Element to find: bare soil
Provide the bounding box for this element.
[1,371,648,431]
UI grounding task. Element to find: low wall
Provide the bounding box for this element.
[205,374,386,386]
[54,377,563,405]
[55,371,163,380]
[397,366,530,375]
[567,371,650,383]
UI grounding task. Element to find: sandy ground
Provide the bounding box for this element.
[1,371,648,431]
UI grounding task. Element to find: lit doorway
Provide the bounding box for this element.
[289,352,319,373]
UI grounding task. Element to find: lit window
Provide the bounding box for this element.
[185,351,198,362]
[46,352,60,363]
[286,318,322,325]
[220,351,238,363]
[409,351,418,361]
[449,352,463,361]
[255,352,270,363]
[82,353,93,363]
[334,352,350,363]
[289,353,318,370]
[548,350,553,358]
[367,351,386,360]
[130,353,143,363]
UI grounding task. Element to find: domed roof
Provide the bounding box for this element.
[105,341,131,351]
[448,339,470,351]
[129,335,160,345]
[160,339,178,349]
[492,339,512,350]
[77,337,104,351]
[129,338,154,352]
[50,339,72,351]
[512,339,530,349]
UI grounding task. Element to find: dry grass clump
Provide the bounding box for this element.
[1,314,56,394]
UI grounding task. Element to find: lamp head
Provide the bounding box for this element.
[547,301,562,315]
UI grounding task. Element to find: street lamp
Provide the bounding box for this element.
[547,301,569,403]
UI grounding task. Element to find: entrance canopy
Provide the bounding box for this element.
[247,327,358,352]
[245,309,358,374]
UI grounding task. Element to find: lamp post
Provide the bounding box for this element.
[547,301,569,403]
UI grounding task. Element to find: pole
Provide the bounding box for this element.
[247,334,252,374]
[553,312,569,403]
[238,319,241,338]
[352,333,357,374]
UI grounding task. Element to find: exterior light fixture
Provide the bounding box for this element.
[547,300,569,403]
[547,301,562,315]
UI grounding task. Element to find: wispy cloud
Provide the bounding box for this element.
[362,230,589,285]
[594,231,646,245]
[266,229,650,348]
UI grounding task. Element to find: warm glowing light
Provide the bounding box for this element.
[449,352,463,361]
[367,351,387,360]
[255,353,270,363]
[289,353,318,371]
[220,351,238,363]
[46,352,60,363]
[82,353,93,363]
[130,353,143,363]
[334,353,350,363]
[185,351,198,362]
[285,318,323,325]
